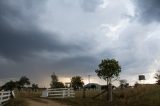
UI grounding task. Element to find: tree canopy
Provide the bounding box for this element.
[154,70,160,85]
[50,72,65,88]
[1,81,16,91]
[95,59,121,84]
[119,79,129,88]
[95,58,121,102]
[18,76,30,88]
[71,76,84,90]
[1,76,30,91]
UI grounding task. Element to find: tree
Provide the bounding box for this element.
[71,76,84,90]
[50,72,64,88]
[18,76,30,87]
[31,83,39,92]
[54,82,65,88]
[50,72,58,88]
[154,70,160,85]
[134,81,140,88]
[95,58,121,102]
[119,79,129,89]
[17,76,30,91]
[1,81,16,91]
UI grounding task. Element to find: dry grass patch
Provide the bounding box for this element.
[52,85,160,106]
[4,98,28,106]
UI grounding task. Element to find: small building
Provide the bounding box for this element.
[84,83,101,90]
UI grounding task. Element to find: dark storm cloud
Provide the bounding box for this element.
[0,0,100,83]
[0,26,72,60]
[53,55,98,73]
[80,0,103,12]
[0,0,45,24]
[2,0,156,86]
[0,0,84,61]
[134,0,160,23]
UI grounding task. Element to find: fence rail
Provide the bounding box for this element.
[41,88,75,98]
[0,91,11,105]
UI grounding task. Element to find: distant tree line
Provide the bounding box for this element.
[50,73,84,90]
[0,76,38,91]
[155,70,160,85]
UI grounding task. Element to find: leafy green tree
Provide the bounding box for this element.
[1,80,16,91]
[50,72,64,88]
[71,76,84,90]
[95,58,121,102]
[154,70,160,85]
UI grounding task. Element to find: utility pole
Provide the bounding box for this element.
[88,75,91,84]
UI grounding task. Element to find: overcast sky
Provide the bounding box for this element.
[0,0,160,87]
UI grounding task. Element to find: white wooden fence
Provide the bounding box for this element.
[41,88,75,98]
[0,91,11,105]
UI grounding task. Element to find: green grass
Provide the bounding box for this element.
[52,85,160,106]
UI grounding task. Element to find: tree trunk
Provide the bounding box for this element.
[106,78,112,102]
[107,78,109,100]
[108,83,112,102]
[107,78,109,86]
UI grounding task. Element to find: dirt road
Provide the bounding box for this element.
[27,98,68,106]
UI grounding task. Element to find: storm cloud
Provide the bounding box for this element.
[134,0,160,23]
[0,0,102,86]
[0,0,160,87]
[0,0,88,61]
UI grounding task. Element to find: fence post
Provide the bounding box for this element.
[67,89,70,97]
[63,90,66,98]
[45,89,48,97]
[12,90,15,98]
[47,89,49,97]
[41,89,48,97]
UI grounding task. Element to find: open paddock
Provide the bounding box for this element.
[50,85,160,106]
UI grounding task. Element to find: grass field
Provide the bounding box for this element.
[5,85,160,106]
[53,85,160,106]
